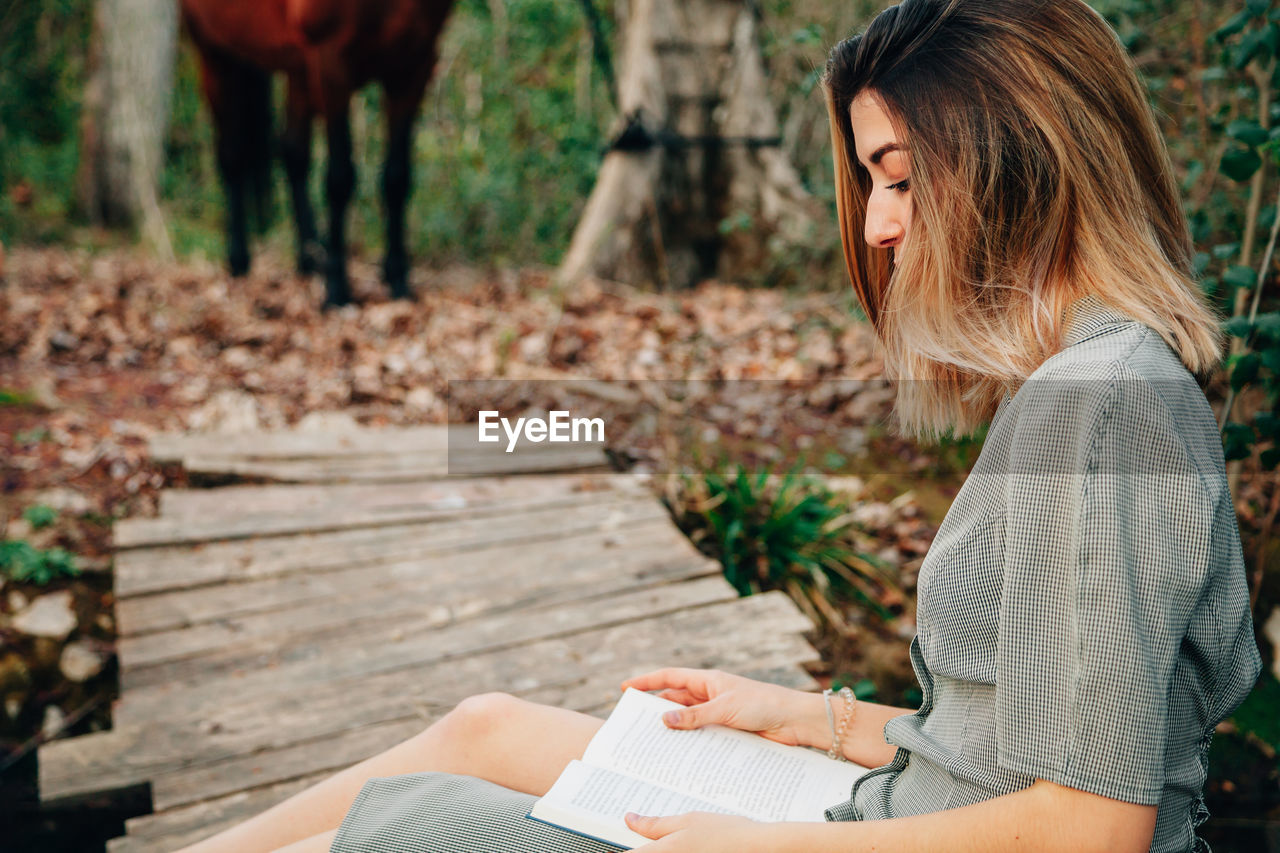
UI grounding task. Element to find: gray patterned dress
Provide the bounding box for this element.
[331,295,1263,853]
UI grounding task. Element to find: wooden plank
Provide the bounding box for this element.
[116,518,691,635]
[149,601,816,811]
[114,479,636,549]
[107,773,331,853]
[107,659,818,853]
[172,443,608,484]
[148,425,462,463]
[42,592,814,806]
[149,648,817,811]
[118,550,719,685]
[155,471,630,521]
[114,495,670,596]
[113,576,769,726]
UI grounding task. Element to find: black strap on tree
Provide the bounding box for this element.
[603,108,781,155]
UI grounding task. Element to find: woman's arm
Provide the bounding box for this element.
[627,778,1158,853]
[620,668,914,768]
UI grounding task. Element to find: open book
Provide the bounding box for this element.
[526,687,871,849]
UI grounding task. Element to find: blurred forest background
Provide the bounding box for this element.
[2,0,1280,849]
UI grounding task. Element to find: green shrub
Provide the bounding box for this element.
[0,540,79,586]
[22,505,58,530]
[670,463,899,630]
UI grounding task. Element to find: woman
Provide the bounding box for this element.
[181,1,1262,851]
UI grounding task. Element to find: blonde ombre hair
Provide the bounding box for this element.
[822,0,1226,441]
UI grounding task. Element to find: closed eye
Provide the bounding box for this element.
[888,178,911,193]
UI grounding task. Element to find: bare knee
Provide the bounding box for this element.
[430,692,525,744]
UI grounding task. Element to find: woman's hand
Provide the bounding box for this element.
[625,811,786,852]
[619,667,824,748]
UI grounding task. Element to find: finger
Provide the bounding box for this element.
[621,667,712,695]
[656,688,700,706]
[662,695,733,730]
[624,812,685,840]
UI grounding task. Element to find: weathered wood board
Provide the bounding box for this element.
[38,422,824,852]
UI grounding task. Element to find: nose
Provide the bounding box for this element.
[865,193,905,249]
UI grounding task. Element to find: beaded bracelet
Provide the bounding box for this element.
[822,686,857,762]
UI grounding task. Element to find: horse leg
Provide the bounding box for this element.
[199,51,251,277]
[282,74,324,276]
[323,106,355,307]
[381,86,421,300]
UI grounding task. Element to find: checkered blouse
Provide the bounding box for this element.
[824,295,1264,853]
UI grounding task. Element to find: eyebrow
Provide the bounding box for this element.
[860,142,905,168]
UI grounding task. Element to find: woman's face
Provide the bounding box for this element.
[849,89,912,250]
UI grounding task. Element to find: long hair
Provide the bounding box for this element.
[822,0,1225,441]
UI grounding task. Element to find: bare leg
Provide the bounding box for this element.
[271,829,337,853]
[176,693,605,853]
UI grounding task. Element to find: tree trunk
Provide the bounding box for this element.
[558,0,820,289]
[77,0,177,256]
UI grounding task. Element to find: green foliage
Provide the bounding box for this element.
[0,0,93,241]
[13,426,51,444]
[0,388,39,408]
[22,505,58,530]
[1136,0,1280,481]
[0,539,79,586]
[675,463,896,623]
[1229,669,1280,750]
[927,422,988,474]
[831,675,879,701]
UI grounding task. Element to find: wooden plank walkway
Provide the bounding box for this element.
[38,422,822,852]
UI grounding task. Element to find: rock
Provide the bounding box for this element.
[1264,606,1280,682]
[13,591,78,640]
[7,590,28,613]
[33,487,93,516]
[42,704,66,740]
[60,641,105,682]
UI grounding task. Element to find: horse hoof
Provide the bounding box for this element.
[383,259,409,301]
[325,282,353,308]
[298,243,326,276]
[229,256,250,278]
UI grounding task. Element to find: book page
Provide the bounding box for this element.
[582,688,868,822]
[528,759,743,849]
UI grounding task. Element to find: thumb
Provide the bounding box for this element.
[625,812,683,840]
[662,696,731,730]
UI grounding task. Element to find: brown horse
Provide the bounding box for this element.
[180,0,456,306]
